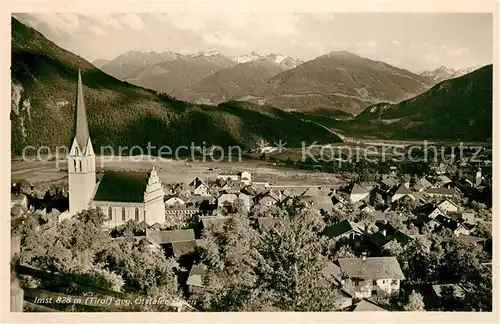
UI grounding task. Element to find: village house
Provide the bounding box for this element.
[165,195,188,207]
[11,193,28,209]
[323,220,363,241]
[425,187,456,198]
[380,177,398,192]
[352,299,387,312]
[337,255,405,299]
[350,184,370,203]
[436,175,453,188]
[187,264,207,295]
[193,181,210,196]
[145,228,197,258]
[216,171,252,185]
[253,190,281,207]
[427,214,471,236]
[369,227,414,251]
[390,184,415,203]
[200,215,233,230]
[437,199,459,213]
[412,177,433,192]
[299,195,334,214]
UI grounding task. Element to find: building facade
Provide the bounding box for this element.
[60,68,165,227]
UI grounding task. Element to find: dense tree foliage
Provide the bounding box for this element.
[17,208,181,311]
[194,206,343,311]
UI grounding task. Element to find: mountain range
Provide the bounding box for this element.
[334,64,492,142]
[11,16,492,153]
[10,17,342,155]
[98,50,483,116]
[420,65,483,84]
[233,51,432,116]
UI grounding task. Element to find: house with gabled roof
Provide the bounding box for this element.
[437,199,459,213]
[323,220,363,241]
[430,214,471,236]
[299,195,334,213]
[352,299,387,312]
[145,228,197,257]
[436,175,453,188]
[380,177,398,191]
[350,184,370,203]
[413,177,433,192]
[187,264,207,295]
[337,255,405,299]
[370,229,415,251]
[200,215,233,230]
[217,193,239,207]
[11,193,28,209]
[390,184,414,203]
[425,187,456,198]
[253,190,281,207]
[165,195,188,207]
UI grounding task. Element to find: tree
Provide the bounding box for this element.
[403,290,425,311]
[197,206,343,311]
[18,207,181,310]
[331,245,356,260]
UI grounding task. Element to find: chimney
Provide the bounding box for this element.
[361,252,367,261]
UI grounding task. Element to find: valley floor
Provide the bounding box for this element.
[11,155,344,185]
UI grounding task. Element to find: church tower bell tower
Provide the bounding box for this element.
[67,67,96,214]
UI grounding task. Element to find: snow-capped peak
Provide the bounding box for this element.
[232,52,263,64]
[232,52,303,69]
[191,51,222,58]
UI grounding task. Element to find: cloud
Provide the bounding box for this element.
[424,53,440,63]
[20,13,81,37]
[355,41,377,55]
[203,31,246,48]
[259,13,299,37]
[89,25,107,35]
[119,14,145,30]
[392,40,400,46]
[446,47,471,56]
[155,13,206,31]
[87,14,123,30]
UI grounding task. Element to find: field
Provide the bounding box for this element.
[11,155,344,186]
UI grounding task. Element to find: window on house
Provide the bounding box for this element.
[79,161,82,171]
[373,280,377,285]
[144,210,146,221]
[73,160,77,172]
[122,207,126,221]
[135,208,139,222]
[108,206,112,219]
[392,280,398,285]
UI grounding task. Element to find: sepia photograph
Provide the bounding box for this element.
[8,3,494,316]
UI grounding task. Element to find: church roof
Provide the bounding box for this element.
[73,68,90,152]
[93,171,149,203]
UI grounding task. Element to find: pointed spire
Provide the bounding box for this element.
[73,65,90,152]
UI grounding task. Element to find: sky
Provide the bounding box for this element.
[13,12,493,72]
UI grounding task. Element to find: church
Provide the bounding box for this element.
[59,68,165,228]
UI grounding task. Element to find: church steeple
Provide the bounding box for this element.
[73,66,91,154]
[67,64,96,215]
